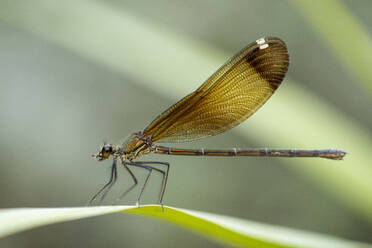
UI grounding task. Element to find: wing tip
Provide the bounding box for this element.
[250,36,289,90]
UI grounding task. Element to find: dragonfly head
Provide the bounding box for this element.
[92,143,115,161]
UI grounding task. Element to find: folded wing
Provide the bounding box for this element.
[144,37,289,143]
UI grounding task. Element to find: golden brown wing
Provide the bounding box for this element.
[143,37,289,143]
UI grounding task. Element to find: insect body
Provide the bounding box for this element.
[90,37,345,206]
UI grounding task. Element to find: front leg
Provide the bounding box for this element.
[88,158,118,205]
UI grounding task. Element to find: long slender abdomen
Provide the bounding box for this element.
[153,146,346,160]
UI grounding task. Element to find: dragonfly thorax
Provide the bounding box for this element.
[121,132,152,161]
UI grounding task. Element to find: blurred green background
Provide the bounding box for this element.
[0,0,371,247]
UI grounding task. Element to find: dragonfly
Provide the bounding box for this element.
[90,37,346,206]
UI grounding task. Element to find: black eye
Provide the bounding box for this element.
[103,144,112,153]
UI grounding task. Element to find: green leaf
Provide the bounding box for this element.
[0,205,370,248]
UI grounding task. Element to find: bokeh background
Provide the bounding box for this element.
[0,0,371,247]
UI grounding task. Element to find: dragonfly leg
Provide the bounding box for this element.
[88,159,117,205]
[99,160,118,203]
[125,161,169,209]
[132,161,169,207]
[134,164,152,207]
[114,161,138,204]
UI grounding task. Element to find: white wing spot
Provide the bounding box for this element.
[256,38,266,45]
[259,44,269,50]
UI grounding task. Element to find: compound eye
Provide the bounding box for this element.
[103,144,113,153]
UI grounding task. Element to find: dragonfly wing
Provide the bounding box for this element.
[143,37,289,143]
